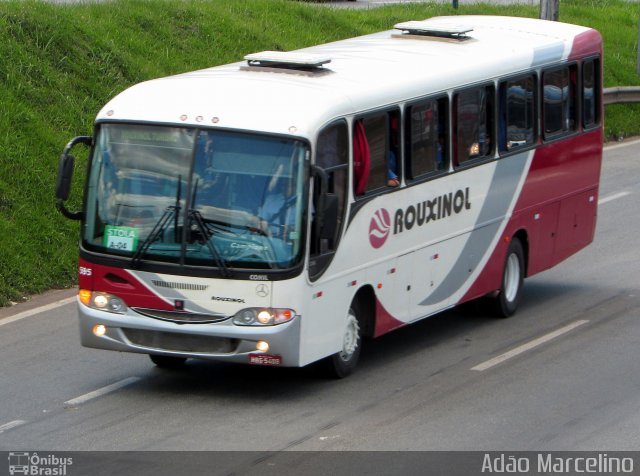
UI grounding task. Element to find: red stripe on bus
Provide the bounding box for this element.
[78,259,173,310]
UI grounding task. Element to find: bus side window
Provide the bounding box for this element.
[312,121,349,259]
[582,58,600,129]
[353,109,401,195]
[543,65,577,139]
[405,96,449,180]
[499,74,537,153]
[454,85,494,167]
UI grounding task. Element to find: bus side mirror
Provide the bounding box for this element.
[55,153,75,201]
[55,135,91,220]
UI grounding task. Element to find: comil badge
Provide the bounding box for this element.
[369,208,391,249]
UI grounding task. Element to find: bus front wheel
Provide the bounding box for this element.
[325,303,362,378]
[493,237,525,318]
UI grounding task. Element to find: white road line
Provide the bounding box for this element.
[598,191,630,205]
[64,377,141,406]
[0,420,27,433]
[471,320,589,372]
[0,296,76,327]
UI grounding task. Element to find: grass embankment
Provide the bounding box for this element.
[0,0,638,306]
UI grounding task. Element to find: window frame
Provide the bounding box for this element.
[310,119,350,280]
[404,95,450,184]
[452,83,496,170]
[498,73,538,156]
[581,56,601,131]
[352,107,401,199]
[541,62,578,142]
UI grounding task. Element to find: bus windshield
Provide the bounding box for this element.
[83,124,308,270]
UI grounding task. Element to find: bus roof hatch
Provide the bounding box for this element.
[394,20,473,40]
[244,51,332,70]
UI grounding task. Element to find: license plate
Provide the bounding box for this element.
[249,354,283,366]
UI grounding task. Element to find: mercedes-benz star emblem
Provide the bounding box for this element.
[256,284,269,298]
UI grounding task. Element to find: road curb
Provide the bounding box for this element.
[604,137,640,151]
[0,288,77,322]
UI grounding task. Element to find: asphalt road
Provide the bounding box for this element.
[0,140,639,472]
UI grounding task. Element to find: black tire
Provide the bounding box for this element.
[324,302,363,378]
[492,237,525,318]
[149,354,187,369]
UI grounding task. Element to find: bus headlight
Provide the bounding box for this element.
[80,290,128,314]
[232,308,296,326]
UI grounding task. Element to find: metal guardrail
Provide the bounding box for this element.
[603,86,640,105]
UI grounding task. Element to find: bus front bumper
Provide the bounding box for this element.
[77,299,302,367]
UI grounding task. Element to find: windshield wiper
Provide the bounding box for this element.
[186,177,231,276]
[188,209,231,277]
[131,176,182,267]
[131,205,178,267]
[204,218,269,237]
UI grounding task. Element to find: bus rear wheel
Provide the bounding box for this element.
[493,237,525,318]
[325,303,362,378]
[149,354,187,369]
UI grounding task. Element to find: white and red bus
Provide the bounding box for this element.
[56,16,602,377]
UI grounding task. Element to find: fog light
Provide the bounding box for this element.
[256,341,269,352]
[93,324,107,337]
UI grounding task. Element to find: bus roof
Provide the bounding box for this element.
[97,15,599,140]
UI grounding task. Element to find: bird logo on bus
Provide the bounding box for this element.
[369,208,391,249]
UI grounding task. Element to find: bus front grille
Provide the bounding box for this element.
[132,307,228,324]
[123,329,239,354]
